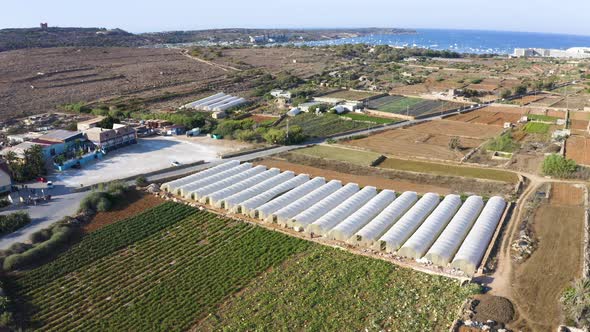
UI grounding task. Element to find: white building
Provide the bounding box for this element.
[514,47,590,59]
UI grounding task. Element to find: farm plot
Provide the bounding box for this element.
[343,124,486,162]
[164,160,507,276]
[410,120,502,139]
[528,95,564,107]
[196,245,481,332]
[367,95,466,117]
[511,183,585,332]
[16,206,310,331]
[276,113,373,137]
[509,94,546,105]
[447,106,526,125]
[292,145,381,166]
[551,95,590,110]
[566,135,590,166]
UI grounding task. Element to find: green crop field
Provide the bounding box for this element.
[293,144,381,166]
[523,122,550,134]
[379,157,519,183]
[12,201,480,332]
[526,114,559,122]
[373,96,423,113]
[277,113,373,137]
[340,112,397,124]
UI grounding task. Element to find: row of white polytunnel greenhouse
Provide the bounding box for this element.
[162,161,507,276]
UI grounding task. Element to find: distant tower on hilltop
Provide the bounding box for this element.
[40,22,48,30]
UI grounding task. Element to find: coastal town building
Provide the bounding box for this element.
[84,125,137,153]
[514,47,590,59]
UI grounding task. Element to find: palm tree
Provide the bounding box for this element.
[561,279,590,327]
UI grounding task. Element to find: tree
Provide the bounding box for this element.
[561,279,590,328]
[542,154,577,178]
[500,89,512,99]
[514,84,528,95]
[23,144,46,179]
[448,137,461,151]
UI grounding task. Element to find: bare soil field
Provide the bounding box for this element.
[0,47,228,118]
[510,183,585,331]
[528,108,566,119]
[266,152,515,197]
[571,119,589,131]
[343,121,490,162]
[257,158,453,194]
[528,95,564,107]
[448,106,527,125]
[410,120,502,139]
[83,191,164,233]
[249,114,279,123]
[218,48,336,78]
[570,111,590,121]
[510,94,546,105]
[552,95,590,110]
[566,135,590,166]
[317,89,380,101]
[390,83,430,96]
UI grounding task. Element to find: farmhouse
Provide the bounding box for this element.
[84,125,137,152]
[77,116,105,131]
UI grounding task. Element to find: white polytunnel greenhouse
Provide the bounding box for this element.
[182,92,225,109]
[397,194,462,259]
[353,191,418,247]
[424,196,484,267]
[272,180,342,225]
[178,163,253,198]
[290,183,359,231]
[205,168,280,207]
[329,189,396,242]
[161,160,239,193]
[306,186,377,236]
[190,165,267,201]
[239,174,310,216]
[378,193,440,252]
[223,171,295,212]
[451,196,506,276]
[255,177,325,220]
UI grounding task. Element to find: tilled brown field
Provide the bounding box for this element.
[566,135,590,166]
[511,183,585,332]
[447,106,528,125]
[0,47,228,118]
[343,121,488,162]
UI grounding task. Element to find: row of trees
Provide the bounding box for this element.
[2,145,46,183]
[213,118,306,145]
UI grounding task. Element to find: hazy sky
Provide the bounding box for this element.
[2,0,590,36]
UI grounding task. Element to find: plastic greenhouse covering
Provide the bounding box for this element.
[424,195,484,266]
[353,191,418,247]
[178,163,252,198]
[223,171,295,211]
[238,174,310,216]
[206,168,280,207]
[289,183,359,231]
[328,190,396,242]
[272,180,342,225]
[307,186,377,235]
[161,160,239,193]
[397,194,462,259]
[451,196,506,275]
[255,177,325,220]
[378,193,440,252]
[190,165,267,201]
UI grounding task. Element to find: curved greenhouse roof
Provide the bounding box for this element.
[424,195,484,267]
[378,193,440,252]
[353,191,418,248]
[272,180,342,225]
[328,190,396,242]
[289,183,359,231]
[206,168,280,207]
[397,194,462,259]
[239,174,310,217]
[178,163,252,198]
[190,165,267,201]
[307,186,377,235]
[223,171,295,212]
[451,196,506,276]
[255,177,325,221]
[161,160,240,193]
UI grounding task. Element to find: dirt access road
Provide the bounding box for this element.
[489,179,587,331]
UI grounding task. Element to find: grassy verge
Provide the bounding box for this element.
[527,114,559,122]
[293,145,381,166]
[379,157,519,183]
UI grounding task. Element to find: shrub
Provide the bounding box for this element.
[0,212,31,236]
[135,175,148,187]
[78,181,128,214]
[542,154,577,178]
[485,133,519,152]
[30,228,52,244]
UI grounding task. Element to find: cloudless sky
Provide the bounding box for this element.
[2,0,590,36]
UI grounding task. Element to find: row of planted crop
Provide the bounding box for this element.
[75,228,309,332]
[19,202,196,291]
[30,214,249,329]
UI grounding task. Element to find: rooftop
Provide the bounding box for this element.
[38,129,82,142]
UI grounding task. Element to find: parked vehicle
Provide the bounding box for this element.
[171,161,181,167]
[37,177,47,183]
[47,181,54,189]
